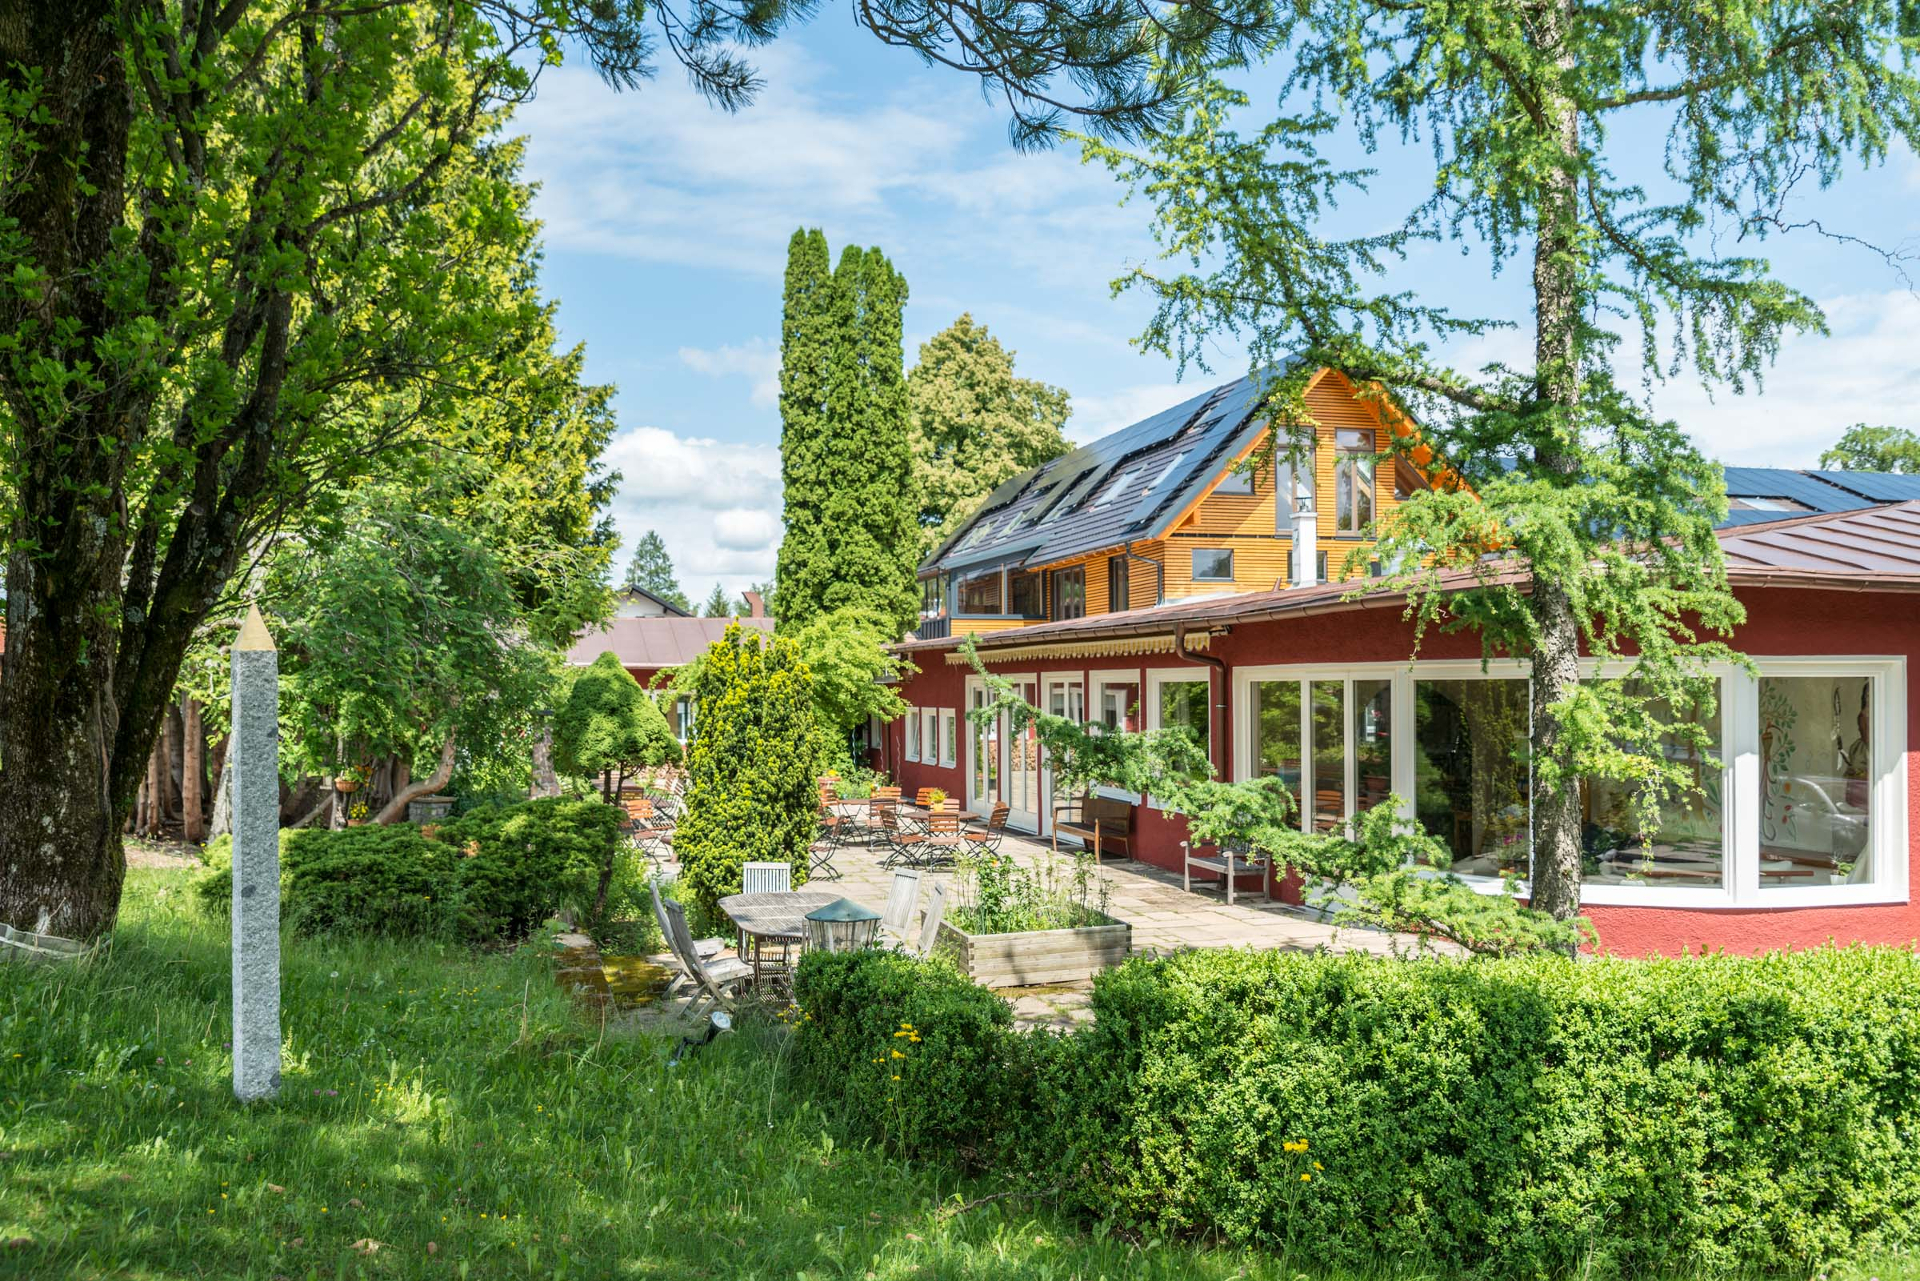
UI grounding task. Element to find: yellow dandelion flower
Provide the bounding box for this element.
[1301,1173,1311,1182]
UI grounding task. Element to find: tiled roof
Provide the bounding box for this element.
[566,616,775,670]
[924,368,1286,575]
[901,500,1920,658]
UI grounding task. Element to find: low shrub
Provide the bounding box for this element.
[791,949,1020,1161]
[195,825,460,938]
[193,797,624,944]
[438,796,623,939]
[794,944,1920,1279]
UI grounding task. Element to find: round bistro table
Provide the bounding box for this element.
[718,890,843,990]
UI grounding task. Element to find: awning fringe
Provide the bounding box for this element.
[943,631,1212,665]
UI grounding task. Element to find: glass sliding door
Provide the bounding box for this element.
[1005,677,1043,830]
[1412,679,1530,877]
[1308,681,1346,832]
[1353,679,1393,814]
[1251,681,1304,812]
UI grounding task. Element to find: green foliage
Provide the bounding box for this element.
[551,651,682,797]
[792,949,1019,1159]
[790,605,915,738]
[1821,423,1920,473]
[196,799,622,942]
[775,231,920,635]
[700,583,733,617]
[196,826,460,939]
[907,313,1072,557]
[950,848,1113,934]
[622,530,692,612]
[673,625,820,918]
[438,797,625,941]
[795,941,1920,1279]
[266,480,555,787]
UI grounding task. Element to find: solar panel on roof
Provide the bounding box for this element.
[1720,466,1875,514]
[1806,469,1920,502]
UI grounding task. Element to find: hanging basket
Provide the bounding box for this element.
[334,778,362,793]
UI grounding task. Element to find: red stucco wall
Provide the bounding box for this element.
[888,585,1918,957]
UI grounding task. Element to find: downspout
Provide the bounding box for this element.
[1172,623,1229,779]
[1121,541,1165,606]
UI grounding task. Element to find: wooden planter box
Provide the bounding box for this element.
[934,916,1131,987]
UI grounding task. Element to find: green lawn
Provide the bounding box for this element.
[0,868,1910,1281]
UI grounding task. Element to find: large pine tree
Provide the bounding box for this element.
[621,530,691,612]
[774,232,919,636]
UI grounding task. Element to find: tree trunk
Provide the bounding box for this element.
[209,733,235,840]
[159,703,182,825]
[143,741,166,839]
[1523,0,1587,924]
[374,735,457,825]
[182,698,206,842]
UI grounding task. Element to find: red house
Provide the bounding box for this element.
[883,368,1919,956]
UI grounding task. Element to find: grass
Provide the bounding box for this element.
[0,867,1912,1281]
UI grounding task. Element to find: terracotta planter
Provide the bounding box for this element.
[346,819,367,827]
[334,778,361,793]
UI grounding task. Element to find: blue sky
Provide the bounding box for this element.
[515,22,1920,603]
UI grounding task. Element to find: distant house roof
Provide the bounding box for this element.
[1715,500,1920,583]
[922,367,1290,576]
[613,586,693,618]
[566,616,774,672]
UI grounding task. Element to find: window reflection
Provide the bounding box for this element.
[1354,679,1392,814]
[1759,675,1873,888]
[1252,680,1303,806]
[1413,680,1530,876]
[1582,688,1723,888]
[1309,681,1345,832]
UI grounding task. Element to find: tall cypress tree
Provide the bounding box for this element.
[776,229,834,630]
[775,232,919,635]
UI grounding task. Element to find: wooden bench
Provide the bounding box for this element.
[1052,794,1133,863]
[1181,840,1270,905]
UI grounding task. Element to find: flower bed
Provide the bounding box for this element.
[938,848,1131,985]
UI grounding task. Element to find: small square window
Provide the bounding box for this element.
[1191,548,1234,582]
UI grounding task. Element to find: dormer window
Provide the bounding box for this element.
[1335,428,1375,534]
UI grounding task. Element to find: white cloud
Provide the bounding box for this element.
[679,339,780,407]
[603,425,783,599]
[712,508,780,551]
[1066,383,1203,445]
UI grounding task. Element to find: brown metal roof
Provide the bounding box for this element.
[1715,500,1920,582]
[900,500,1920,658]
[567,616,775,670]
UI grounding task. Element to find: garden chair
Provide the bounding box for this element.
[649,878,724,963]
[962,802,1011,855]
[876,804,918,867]
[914,810,966,868]
[867,788,902,848]
[809,809,844,882]
[742,862,792,895]
[914,881,949,959]
[624,795,674,864]
[881,869,922,942]
[654,886,752,1020]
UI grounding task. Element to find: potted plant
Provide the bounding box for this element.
[346,800,370,827]
[334,764,367,793]
[925,787,948,809]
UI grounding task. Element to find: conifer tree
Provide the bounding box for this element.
[701,583,733,617]
[774,233,919,636]
[621,531,691,612]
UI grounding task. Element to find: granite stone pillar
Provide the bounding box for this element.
[231,604,281,1102]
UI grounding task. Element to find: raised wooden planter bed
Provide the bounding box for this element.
[934,916,1131,987]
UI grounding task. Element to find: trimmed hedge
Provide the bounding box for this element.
[792,945,1920,1278]
[194,797,625,944]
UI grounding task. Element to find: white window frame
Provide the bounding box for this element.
[1146,667,1213,810]
[1191,547,1235,583]
[1087,668,1145,802]
[905,705,921,762]
[921,707,939,767]
[939,709,958,769]
[1225,655,1909,911]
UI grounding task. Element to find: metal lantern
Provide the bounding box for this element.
[803,897,883,953]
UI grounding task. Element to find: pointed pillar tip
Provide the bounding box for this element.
[235,603,276,652]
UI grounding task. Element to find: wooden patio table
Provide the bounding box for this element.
[719,890,843,989]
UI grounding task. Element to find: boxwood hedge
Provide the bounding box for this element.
[792,945,1920,1279]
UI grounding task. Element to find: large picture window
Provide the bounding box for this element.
[1010,571,1045,619]
[1150,674,1211,795]
[1097,679,1141,732]
[1413,678,1530,877]
[1249,677,1393,833]
[1759,674,1874,888]
[1583,687,1724,889]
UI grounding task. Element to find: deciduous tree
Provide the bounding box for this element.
[1821,424,1920,474]
[1085,1,1920,921]
[908,314,1072,558]
[552,652,682,803]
